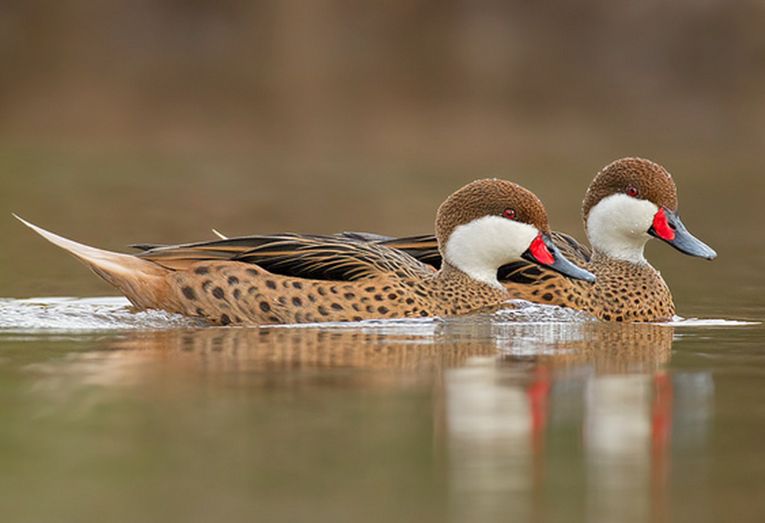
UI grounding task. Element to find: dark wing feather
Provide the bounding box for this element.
[377,235,442,269]
[137,233,432,281]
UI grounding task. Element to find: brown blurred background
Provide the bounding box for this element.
[1,0,763,303]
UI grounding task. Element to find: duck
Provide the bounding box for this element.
[15,179,594,325]
[342,158,716,322]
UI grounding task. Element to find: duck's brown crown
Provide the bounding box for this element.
[582,157,679,222]
[435,178,550,249]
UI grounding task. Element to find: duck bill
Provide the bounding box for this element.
[649,208,717,260]
[521,233,596,283]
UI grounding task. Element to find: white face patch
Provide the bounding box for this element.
[444,216,539,288]
[586,193,659,263]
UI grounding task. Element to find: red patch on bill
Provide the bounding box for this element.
[652,208,676,241]
[530,234,555,265]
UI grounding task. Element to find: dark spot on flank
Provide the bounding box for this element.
[194,266,209,275]
[202,280,212,291]
[182,286,197,300]
[366,305,375,313]
[382,286,392,292]
[406,298,415,305]
[212,287,225,299]
[268,315,280,323]
[196,308,205,316]
[365,286,376,292]
[374,294,383,301]
[248,286,258,295]
[615,315,624,322]
[247,269,259,276]
[278,296,287,305]
[377,306,389,314]
[307,294,317,302]
[331,303,343,311]
[330,286,338,294]
[282,281,290,288]
[603,313,611,321]
[318,306,329,316]
[233,288,241,299]
[419,310,428,317]
[387,293,397,300]
[318,287,327,296]
[353,316,363,321]
[542,293,553,301]
[260,302,271,312]
[344,292,355,300]
[292,281,303,289]
[227,276,239,285]
[220,314,231,325]
[292,297,302,306]
[352,303,360,311]
[266,280,277,290]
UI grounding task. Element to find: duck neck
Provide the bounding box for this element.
[590,249,658,276]
[436,262,509,303]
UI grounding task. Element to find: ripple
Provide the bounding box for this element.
[664,316,759,327]
[0,297,205,332]
[6,297,740,334]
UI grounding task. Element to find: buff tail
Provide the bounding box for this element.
[14,214,173,309]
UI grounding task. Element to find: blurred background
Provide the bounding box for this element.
[1,0,763,305]
[2,5,765,523]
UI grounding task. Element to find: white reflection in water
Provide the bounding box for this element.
[442,323,714,522]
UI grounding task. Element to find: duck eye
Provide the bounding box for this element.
[626,185,639,197]
[502,208,516,220]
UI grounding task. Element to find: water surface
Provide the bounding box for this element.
[0,296,763,523]
[1,152,764,522]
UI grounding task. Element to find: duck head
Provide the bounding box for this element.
[436,178,595,288]
[583,158,717,263]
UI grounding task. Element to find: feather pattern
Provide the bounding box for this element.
[136,234,433,281]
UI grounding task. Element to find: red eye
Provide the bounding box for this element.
[502,209,516,220]
[626,186,639,197]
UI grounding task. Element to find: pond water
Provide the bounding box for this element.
[0,295,762,523]
[1,153,764,522]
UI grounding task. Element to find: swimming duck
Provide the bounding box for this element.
[348,158,716,322]
[16,179,594,325]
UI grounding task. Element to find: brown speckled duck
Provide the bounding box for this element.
[16,179,593,325]
[353,158,716,322]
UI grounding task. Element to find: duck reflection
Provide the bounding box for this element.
[440,321,713,522]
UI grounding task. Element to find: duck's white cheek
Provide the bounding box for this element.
[587,194,658,262]
[444,216,538,287]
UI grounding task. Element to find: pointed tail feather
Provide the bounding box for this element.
[13,214,173,309]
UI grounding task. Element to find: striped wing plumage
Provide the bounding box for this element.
[135,234,433,281]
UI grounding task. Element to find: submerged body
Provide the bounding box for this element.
[166,260,507,325]
[17,179,593,325]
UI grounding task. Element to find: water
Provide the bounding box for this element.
[1,150,764,522]
[0,296,763,522]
